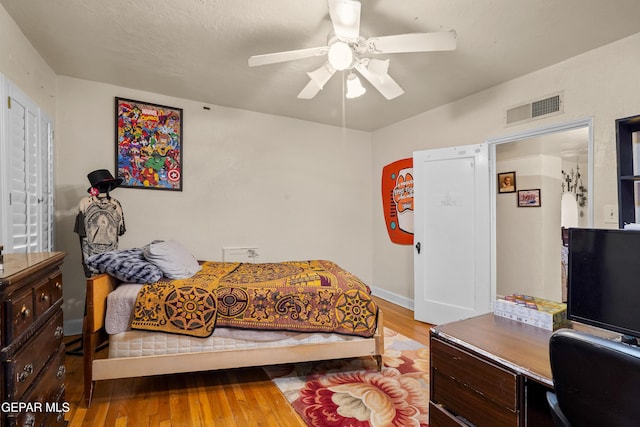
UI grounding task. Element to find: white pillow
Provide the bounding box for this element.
[143,240,202,279]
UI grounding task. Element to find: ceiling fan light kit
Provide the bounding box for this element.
[248,0,457,101]
[346,73,366,99]
[327,41,354,70]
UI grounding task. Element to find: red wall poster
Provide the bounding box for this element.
[381,158,413,245]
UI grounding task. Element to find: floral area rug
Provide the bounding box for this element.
[263,328,430,427]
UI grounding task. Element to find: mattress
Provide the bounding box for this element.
[108,327,370,358]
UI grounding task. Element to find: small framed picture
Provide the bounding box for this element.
[498,171,516,193]
[518,189,542,207]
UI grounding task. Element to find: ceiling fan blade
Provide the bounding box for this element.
[297,80,323,99]
[248,46,328,67]
[355,61,404,100]
[367,30,457,54]
[298,63,336,99]
[328,0,361,39]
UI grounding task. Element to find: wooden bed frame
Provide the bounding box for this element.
[82,273,385,407]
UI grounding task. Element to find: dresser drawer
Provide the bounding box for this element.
[431,338,518,427]
[7,348,66,427]
[33,277,52,317]
[5,311,64,399]
[49,271,63,306]
[8,289,34,341]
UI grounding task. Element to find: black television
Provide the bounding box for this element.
[568,227,640,344]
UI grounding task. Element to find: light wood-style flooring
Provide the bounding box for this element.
[63,297,432,426]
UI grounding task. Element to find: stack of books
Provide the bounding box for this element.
[493,294,568,331]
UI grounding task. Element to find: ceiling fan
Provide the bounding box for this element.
[248,0,457,100]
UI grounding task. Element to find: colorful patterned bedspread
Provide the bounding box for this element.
[130,260,378,338]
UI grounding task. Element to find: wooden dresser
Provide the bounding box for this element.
[0,252,66,427]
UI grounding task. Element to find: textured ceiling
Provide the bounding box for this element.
[3,0,640,131]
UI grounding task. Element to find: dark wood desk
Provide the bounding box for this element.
[429,313,616,427]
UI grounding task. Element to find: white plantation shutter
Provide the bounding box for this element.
[25,99,39,252]
[40,118,54,251]
[1,77,54,253]
[8,94,30,252]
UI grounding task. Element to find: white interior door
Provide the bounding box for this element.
[413,144,492,325]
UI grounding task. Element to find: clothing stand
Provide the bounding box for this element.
[68,170,126,356]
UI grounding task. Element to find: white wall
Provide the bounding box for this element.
[56,77,373,331]
[371,32,640,305]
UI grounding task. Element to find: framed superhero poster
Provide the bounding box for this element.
[381,158,413,245]
[115,97,183,191]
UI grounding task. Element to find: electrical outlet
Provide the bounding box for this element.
[222,247,260,263]
[604,205,618,224]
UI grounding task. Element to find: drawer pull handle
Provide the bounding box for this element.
[20,305,31,319]
[56,365,66,379]
[41,293,49,302]
[54,326,64,340]
[55,281,62,290]
[23,413,36,427]
[18,364,34,382]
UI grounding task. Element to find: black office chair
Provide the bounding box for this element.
[547,329,640,427]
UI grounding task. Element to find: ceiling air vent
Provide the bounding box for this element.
[505,92,563,126]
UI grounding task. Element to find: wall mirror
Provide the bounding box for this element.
[488,119,593,303]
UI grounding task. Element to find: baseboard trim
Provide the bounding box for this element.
[370,286,414,311]
[64,318,83,337]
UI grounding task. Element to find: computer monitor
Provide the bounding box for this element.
[567,228,640,344]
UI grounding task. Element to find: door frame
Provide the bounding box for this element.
[486,117,594,298]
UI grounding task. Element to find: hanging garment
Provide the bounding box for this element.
[74,195,126,277]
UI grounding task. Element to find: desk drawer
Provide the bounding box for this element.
[431,338,518,427]
[432,369,517,427]
[429,401,467,426]
[5,311,64,399]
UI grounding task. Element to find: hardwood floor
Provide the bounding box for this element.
[63,297,432,426]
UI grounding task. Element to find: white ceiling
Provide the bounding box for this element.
[3,0,640,131]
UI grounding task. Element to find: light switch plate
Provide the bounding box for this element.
[604,205,618,224]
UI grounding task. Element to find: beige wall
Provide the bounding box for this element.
[496,155,562,301]
[0,5,56,115]
[371,32,640,305]
[56,77,373,331]
[4,2,640,324]
[1,3,373,333]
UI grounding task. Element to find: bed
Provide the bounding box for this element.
[82,259,384,407]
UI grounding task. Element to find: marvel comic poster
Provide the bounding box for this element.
[115,98,183,190]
